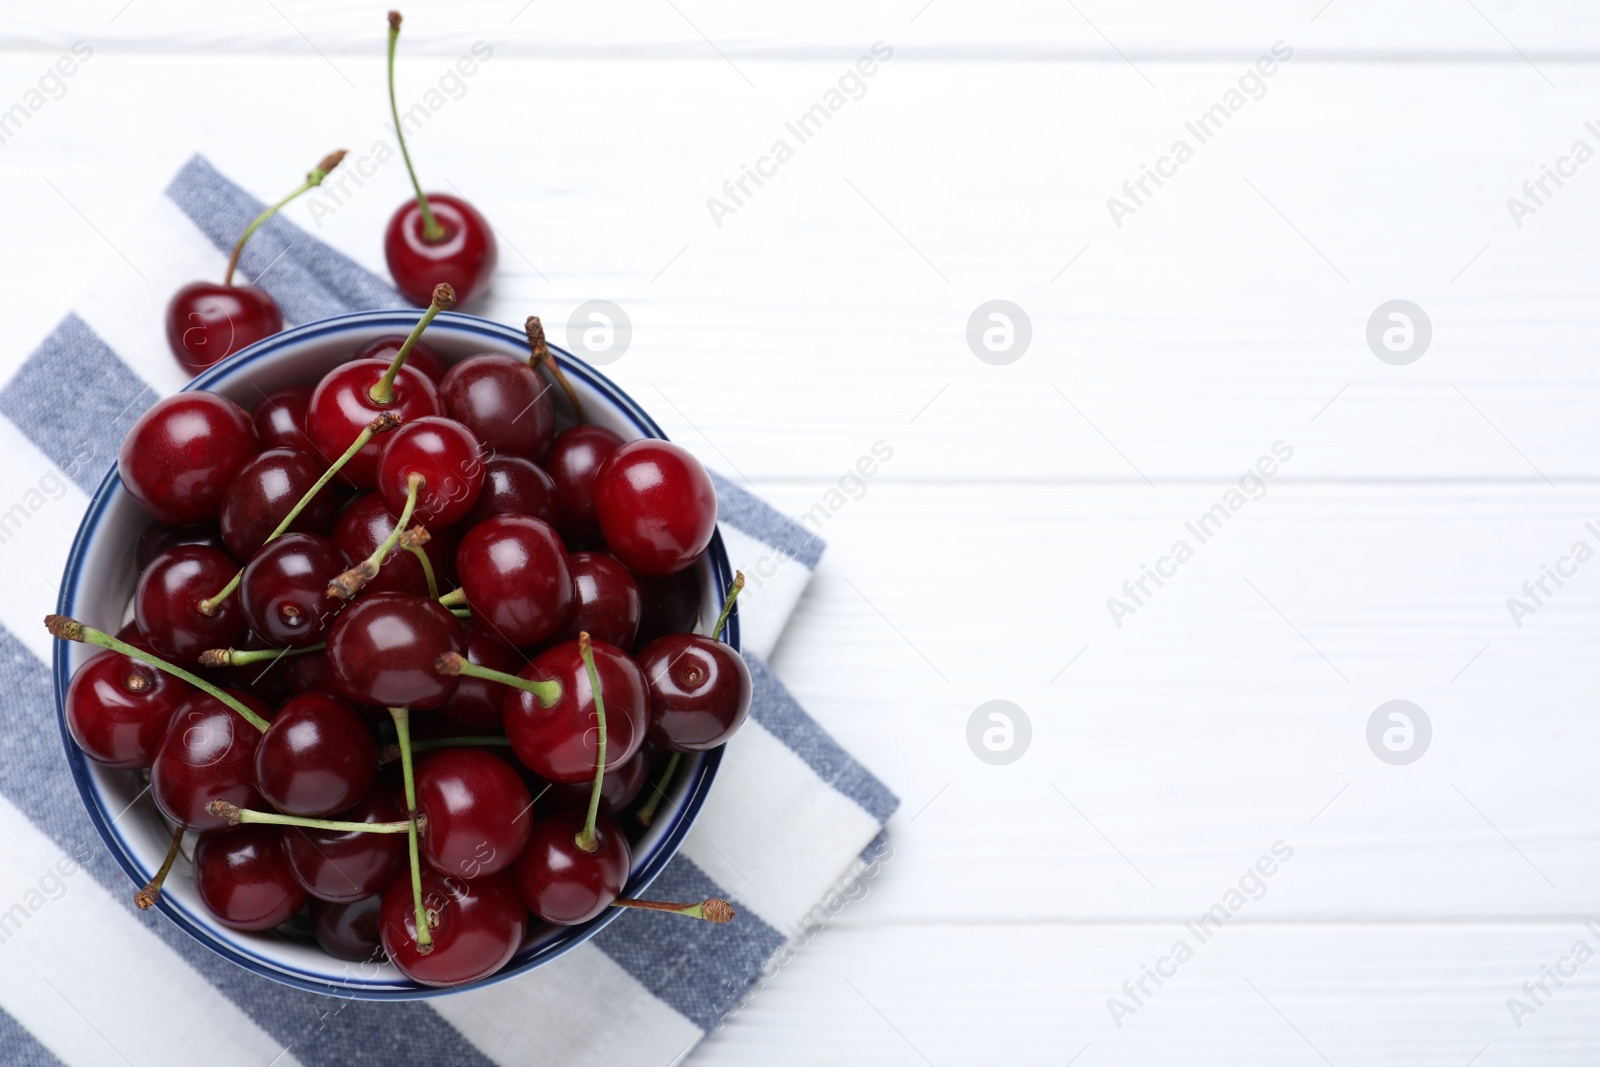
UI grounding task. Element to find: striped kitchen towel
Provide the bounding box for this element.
[0,156,896,1066]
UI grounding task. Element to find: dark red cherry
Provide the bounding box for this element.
[441,621,523,731]
[305,359,440,488]
[312,895,385,961]
[384,193,497,308]
[136,522,228,571]
[632,564,703,649]
[331,493,457,597]
[165,282,283,376]
[240,532,350,649]
[543,747,648,815]
[285,784,408,903]
[255,692,377,816]
[594,440,717,577]
[415,748,532,879]
[251,386,317,453]
[119,392,258,525]
[194,825,308,931]
[513,809,630,926]
[376,416,486,529]
[438,354,555,462]
[503,637,648,784]
[326,592,464,709]
[555,552,641,650]
[379,868,525,987]
[545,425,623,541]
[284,647,336,694]
[638,635,753,752]
[456,515,574,647]
[352,335,446,383]
[65,649,193,768]
[134,544,246,664]
[219,448,340,559]
[151,690,270,832]
[462,455,557,528]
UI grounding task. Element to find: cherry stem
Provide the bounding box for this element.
[400,527,438,599]
[712,570,745,642]
[634,751,681,828]
[386,10,443,241]
[436,587,467,608]
[329,473,423,599]
[224,149,347,287]
[45,615,269,733]
[198,642,324,668]
[434,651,561,706]
[205,800,418,835]
[199,412,401,615]
[389,706,433,954]
[134,824,185,910]
[379,735,510,764]
[574,632,607,854]
[612,897,735,923]
[525,316,582,420]
[370,283,453,404]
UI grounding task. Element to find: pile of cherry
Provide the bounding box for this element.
[51,286,751,987]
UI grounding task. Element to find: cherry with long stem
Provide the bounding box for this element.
[225,151,347,286]
[612,896,734,923]
[371,284,454,406]
[525,315,582,420]
[328,474,423,599]
[134,824,186,910]
[389,706,432,954]
[205,800,417,835]
[198,412,401,615]
[46,615,269,732]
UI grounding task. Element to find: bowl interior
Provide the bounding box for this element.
[55,310,733,998]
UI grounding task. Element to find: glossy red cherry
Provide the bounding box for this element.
[312,895,385,961]
[219,448,341,559]
[305,359,440,488]
[151,690,270,832]
[376,416,486,529]
[456,515,574,647]
[285,784,408,903]
[503,637,648,783]
[441,621,523,731]
[637,634,753,752]
[555,552,641,650]
[353,335,446,383]
[64,649,193,768]
[331,493,456,597]
[240,532,351,649]
[594,440,717,577]
[251,386,316,453]
[462,455,557,528]
[165,283,283,376]
[379,868,525,987]
[135,544,246,664]
[194,825,308,931]
[326,592,464,709]
[254,692,377,816]
[543,747,648,815]
[119,392,258,525]
[438,355,555,462]
[513,809,630,926]
[384,194,497,308]
[545,425,623,542]
[136,522,227,571]
[632,564,703,649]
[415,748,532,880]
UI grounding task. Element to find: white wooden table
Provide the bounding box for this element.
[7,2,1600,1062]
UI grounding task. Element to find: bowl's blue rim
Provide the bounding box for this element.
[53,309,736,1000]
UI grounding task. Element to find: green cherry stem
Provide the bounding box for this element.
[436,587,467,608]
[379,735,511,764]
[134,823,186,910]
[199,412,402,615]
[634,751,681,828]
[389,706,433,954]
[329,473,424,599]
[611,896,735,923]
[387,10,443,242]
[525,315,582,421]
[711,570,745,642]
[224,150,347,286]
[369,284,453,406]
[434,651,560,706]
[198,642,324,668]
[45,615,269,733]
[574,632,607,855]
[206,800,418,835]
[401,527,439,599]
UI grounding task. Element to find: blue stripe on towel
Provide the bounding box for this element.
[708,471,825,570]
[0,1005,66,1067]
